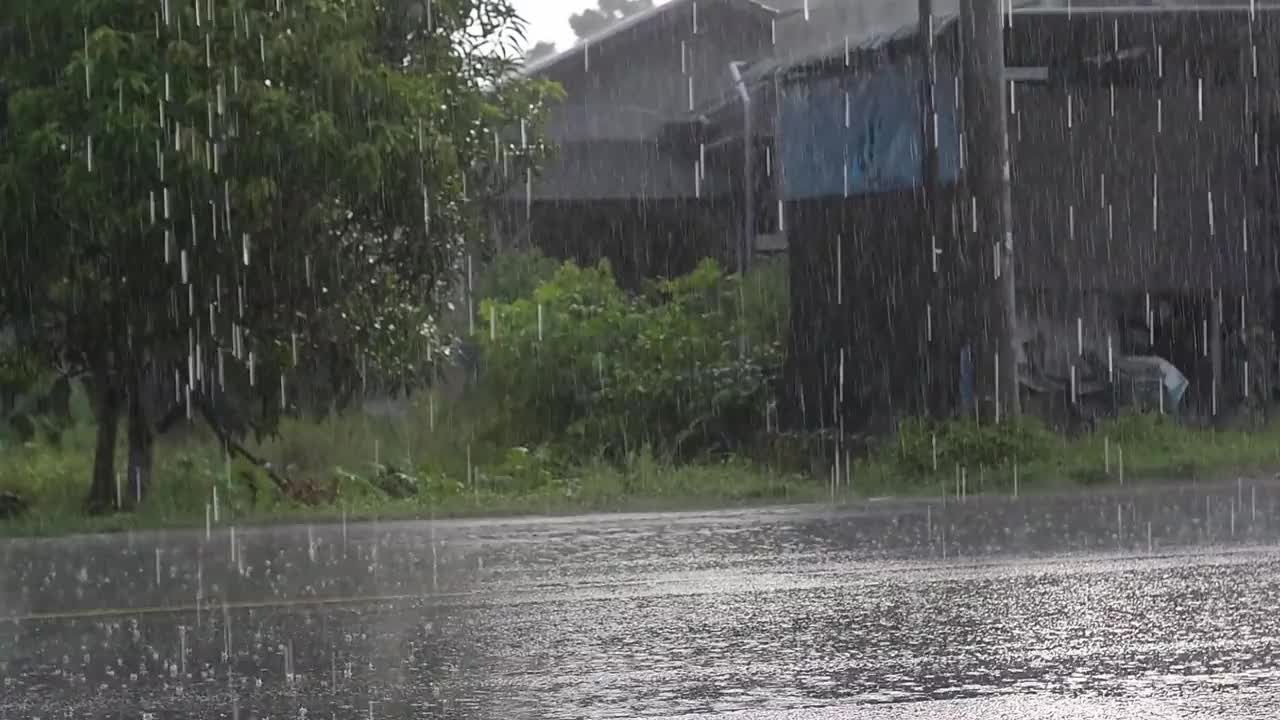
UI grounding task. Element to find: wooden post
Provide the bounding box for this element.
[959,0,1021,420]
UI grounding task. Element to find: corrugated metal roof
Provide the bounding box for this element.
[690,1,1279,126]
[756,2,1280,80]
[518,0,785,78]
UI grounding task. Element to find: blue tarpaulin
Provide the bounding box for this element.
[780,62,960,199]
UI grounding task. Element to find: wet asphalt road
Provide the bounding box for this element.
[4,480,1280,718]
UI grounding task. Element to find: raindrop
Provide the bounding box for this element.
[83,28,91,99]
[1151,173,1158,232]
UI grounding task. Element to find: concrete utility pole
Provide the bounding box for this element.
[919,0,941,417]
[919,0,938,209]
[959,0,1021,419]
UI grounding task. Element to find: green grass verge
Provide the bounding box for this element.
[851,412,1280,498]
[5,406,1280,538]
[0,403,823,538]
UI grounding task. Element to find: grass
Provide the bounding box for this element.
[848,412,1280,498]
[6,402,1280,539]
[0,394,825,538]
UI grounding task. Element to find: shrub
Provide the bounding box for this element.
[894,416,1055,479]
[476,258,784,460]
[473,246,563,304]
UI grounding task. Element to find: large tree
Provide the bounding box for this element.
[0,0,554,512]
[569,0,655,40]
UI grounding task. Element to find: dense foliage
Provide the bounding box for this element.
[0,0,555,510]
[892,416,1055,480]
[477,258,785,460]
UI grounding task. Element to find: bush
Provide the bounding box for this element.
[476,258,784,460]
[473,246,563,304]
[894,416,1055,479]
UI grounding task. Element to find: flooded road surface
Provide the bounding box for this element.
[4,480,1280,718]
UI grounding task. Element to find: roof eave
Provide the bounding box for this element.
[517,0,784,79]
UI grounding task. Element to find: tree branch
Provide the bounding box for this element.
[196,398,291,495]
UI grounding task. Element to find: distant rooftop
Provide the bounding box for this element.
[518,0,786,78]
[755,1,1280,80]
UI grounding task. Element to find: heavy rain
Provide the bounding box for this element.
[4,0,1280,717]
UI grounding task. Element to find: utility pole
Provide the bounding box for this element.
[919,0,941,418]
[959,0,1020,419]
[920,0,938,211]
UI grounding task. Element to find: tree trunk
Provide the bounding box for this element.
[124,376,154,511]
[85,367,121,515]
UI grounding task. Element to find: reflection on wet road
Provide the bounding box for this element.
[4,481,1280,718]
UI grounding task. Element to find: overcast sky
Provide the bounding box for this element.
[513,0,672,51]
